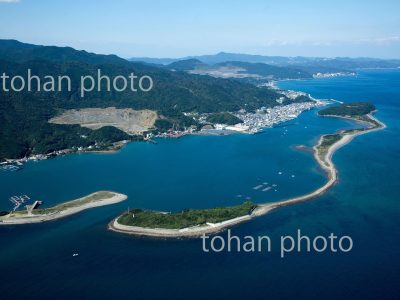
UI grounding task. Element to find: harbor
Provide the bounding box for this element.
[9,195,31,211]
[1,164,22,172]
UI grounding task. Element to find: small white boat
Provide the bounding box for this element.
[253,185,263,190]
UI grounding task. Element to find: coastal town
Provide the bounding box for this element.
[187,100,325,135]
[188,89,327,134]
[231,100,326,133]
[313,72,356,78]
[1,92,326,168]
[0,140,131,170]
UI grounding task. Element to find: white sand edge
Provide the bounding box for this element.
[109,112,386,238]
[0,192,127,225]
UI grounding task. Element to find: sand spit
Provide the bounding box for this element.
[109,112,385,238]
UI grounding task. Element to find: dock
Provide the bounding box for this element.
[9,195,30,211]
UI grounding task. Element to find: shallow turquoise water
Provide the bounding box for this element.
[0,69,399,300]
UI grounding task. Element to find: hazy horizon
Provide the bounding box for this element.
[127,51,400,61]
[1,0,399,59]
[4,39,400,61]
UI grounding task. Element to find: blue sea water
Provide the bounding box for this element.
[0,69,399,300]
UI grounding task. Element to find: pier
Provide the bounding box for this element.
[9,195,30,211]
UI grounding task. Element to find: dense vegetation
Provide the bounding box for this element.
[0,39,127,65]
[206,112,243,125]
[167,59,207,71]
[319,134,342,148]
[118,201,256,229]
[316,105,381,160]
[318,102,375,117]
[0,40,291,160]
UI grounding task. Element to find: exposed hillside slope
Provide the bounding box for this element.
[0,40,294,160]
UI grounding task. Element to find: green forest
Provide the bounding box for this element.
[0,40,303,160]
[206,112,243,125]
[318,102,375,117]
[118,201,256,229]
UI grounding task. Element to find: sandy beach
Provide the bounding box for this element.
[0,191,127,225]
[109,112,386,238]
[109,214,253,238]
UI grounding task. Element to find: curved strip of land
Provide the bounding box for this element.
[109,112,386,238]
[0,191,127,225]
[256,112,386,214]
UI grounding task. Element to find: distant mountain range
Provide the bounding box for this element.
[131,52,400,82]
[131,51,400,69]
[166,59,314,83]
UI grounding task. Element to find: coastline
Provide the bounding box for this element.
[109,112,386,238]
[1,139,134,166]
[258,113,386,211]
[1,99,324,166]
[0,191,127,225]
[108,214,254,238]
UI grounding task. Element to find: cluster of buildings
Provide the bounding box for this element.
[153,126,197,139]
[313,72,356,78]
[279,89,308,100]
[1,154,49,168]
[0,141,118,167]
[232,101,325,133]
[183,97,326,135]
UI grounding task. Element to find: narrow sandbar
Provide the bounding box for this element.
[0,191,127,225]
[109,112,385,238]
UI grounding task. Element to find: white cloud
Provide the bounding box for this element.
[264,39,334,47]
[264,36,400,49]
[0,0,20,3]
[358,36,400,45]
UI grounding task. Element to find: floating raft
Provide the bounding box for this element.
[1,165,21,172]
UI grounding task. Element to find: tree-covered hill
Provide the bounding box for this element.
[167,59,207,71]
[318,102,375,117]
[206,112,243,125]
[0,40,293,160]
[0,39,127,65]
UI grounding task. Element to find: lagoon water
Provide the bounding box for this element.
[1,70,399,299]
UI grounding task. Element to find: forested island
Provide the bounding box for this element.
[117,202,256,229]
[315,102,383,167]
[318,102,375,117]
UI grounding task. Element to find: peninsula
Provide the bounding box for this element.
[0,191,127,225]
[109,102,386,238]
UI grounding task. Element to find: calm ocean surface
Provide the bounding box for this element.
[0,69,399,299]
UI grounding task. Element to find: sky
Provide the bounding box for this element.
[0,0,399,59]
